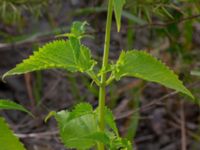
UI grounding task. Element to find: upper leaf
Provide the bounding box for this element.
[3,40,96,79]
[112,50,194,99]
[113,0,126,32]
[0,99,33,116]
[0,117,26,150]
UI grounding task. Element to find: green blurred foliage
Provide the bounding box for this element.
[125,0,200,22]
[0,0,49,24]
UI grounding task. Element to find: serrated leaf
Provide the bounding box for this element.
[113,0,126,32]
[3,40,96,79]
[53,103,109,149]
[0,117,26,150]
[0,99,33,116]
[71,102,93,117]
[56,112,97,149]
[112,50,194,99]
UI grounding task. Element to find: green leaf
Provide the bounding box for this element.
[56,111,97,149]
[0,99,33,116]
[3,21,96,80]
[71,102,93,117]
[47,103,131,149]
[3,40,96,80]
[87,132,110,146]
[113,0,126,32]
[0,117,26,150]
[53,103,109,149]
[104,107,119,136]
[112,50,194,99]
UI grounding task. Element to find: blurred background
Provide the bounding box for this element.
[0,0,200,150]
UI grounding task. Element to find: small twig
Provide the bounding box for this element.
[180,101,187,150]
[168,121,200,141]
[116,81,199,120]
[116,91,177,120]
[15,130,58,139]
[0,36,54,52]
[0,26,70,52]
[24,73,35,111]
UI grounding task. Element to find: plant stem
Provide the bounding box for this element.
[98,0,113,149]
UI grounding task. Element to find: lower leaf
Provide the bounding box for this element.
[48,103,132,150]
[50,103,109,149]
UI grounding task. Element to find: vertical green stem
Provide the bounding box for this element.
[98,0,114,149]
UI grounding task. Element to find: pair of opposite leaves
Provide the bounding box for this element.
[2,21,194,99]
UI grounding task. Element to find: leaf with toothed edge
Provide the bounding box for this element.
[48,103,131,150]
[70,102,93,117]
[46,103,110,149]
[2,21,96,80]
[0,117,26,150]
[45,103,132,149]
[112,50,194,99]
[2,40,96,80]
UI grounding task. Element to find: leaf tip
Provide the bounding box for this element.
[45,111,56,123]
[1,72,9,82]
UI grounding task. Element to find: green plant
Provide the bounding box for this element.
[2,0,194,149]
